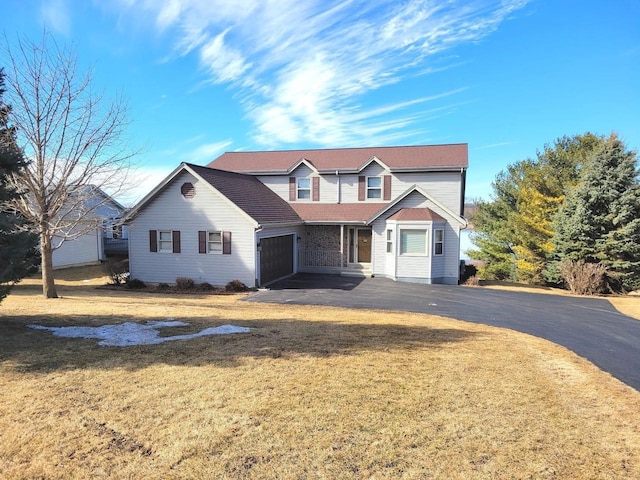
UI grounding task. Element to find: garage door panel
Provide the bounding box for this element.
[260,234,294,285]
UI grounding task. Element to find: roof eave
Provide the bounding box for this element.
[302,220,368,225]
[366,184,468,227]
[122,163,189,223]
[232,165,468,175]
[257,220,305,228]
[288,158,318,174]
[387,166,468,173]
[356,156,391,172]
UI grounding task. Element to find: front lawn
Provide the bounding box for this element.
[1,268,639,479]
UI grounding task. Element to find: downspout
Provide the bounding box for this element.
[97,223,104,261]
[460,167,467,217]
[340,224,344,270]
[337,170,343,269]
[255,225,263,287]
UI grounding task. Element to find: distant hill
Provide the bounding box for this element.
[463,202,477,229]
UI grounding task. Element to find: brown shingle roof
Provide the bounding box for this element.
[387,208,445,222]
[209,144,467,173]
[291,203,387,223]
[186,164,302,225]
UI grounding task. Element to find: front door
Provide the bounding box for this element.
[348,228,372,264]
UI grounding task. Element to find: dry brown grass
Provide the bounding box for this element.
[1,268,640,479]
[479,280,572,296]
[480,280,640,321]
[609,296,640,320]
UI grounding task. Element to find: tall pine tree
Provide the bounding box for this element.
[552,134,640,292]
[469,133,603,283]
[0,68,38,302]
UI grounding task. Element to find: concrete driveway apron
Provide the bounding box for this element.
[247,274,640,391]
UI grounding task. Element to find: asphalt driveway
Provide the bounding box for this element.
[246,274,640,391]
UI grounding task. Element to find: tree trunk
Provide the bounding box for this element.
[40,233,58,299]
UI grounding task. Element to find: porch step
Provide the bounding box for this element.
[341,268,372,278]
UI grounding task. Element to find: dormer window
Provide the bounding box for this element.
[367,177,382,199]
[297,178,311,199]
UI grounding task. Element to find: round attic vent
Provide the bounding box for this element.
[181,182,196,199]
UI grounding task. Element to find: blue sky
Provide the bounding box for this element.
[3,0,639,205]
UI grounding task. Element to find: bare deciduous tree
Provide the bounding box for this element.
[2,32,137,298]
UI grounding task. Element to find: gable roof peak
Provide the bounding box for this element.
[358,155,390,172]
[125,162,301,226]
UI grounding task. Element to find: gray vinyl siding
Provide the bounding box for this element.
[395,225,431,280]
[429,221,447,280]
[257,168,462,215]
[339,162,387,204]
[360,162,387,176]
[372,222,391,277]
[382,224,396,278]
[92,199,125,219]
[128,171,257,287]
[427,213,462,284]
[371,191,429,277]
[256,175,290,201]
[51,194,125,268]
[391,171,463,215]
[371,191,461,284]
[256,225,304,240]
[257,164,337,203]
[52,226,101,268]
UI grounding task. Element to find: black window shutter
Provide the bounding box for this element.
[149,230,157,252]
[222,231,232,255]
[198,231,207,254]
[172,231,181,253]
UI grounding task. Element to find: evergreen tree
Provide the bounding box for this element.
[469,133,603,283]
[552,134,640,292]
[0,69,38,302]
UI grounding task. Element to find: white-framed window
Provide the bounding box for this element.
[208,231,222,253]
[297,178,311,199]
[367,176,382,199]
[400,229,427,255]
[386,229,393,253]
[158,230,173,252]
[367,177,382,198]
[434,229,444,255]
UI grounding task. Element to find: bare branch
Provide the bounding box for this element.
[1,31,139,298]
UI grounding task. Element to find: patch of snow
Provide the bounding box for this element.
[28,320,250,347]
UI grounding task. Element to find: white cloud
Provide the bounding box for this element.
[109,0,530,147]
[199,29,250,83]
[41,0,72,36]
[184,139,233,163]
[118,165,175,207]
[155,0,184,30]
[474,142,514,150]
[113,139,232,206]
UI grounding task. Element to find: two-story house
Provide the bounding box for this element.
[125,144,468,287]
